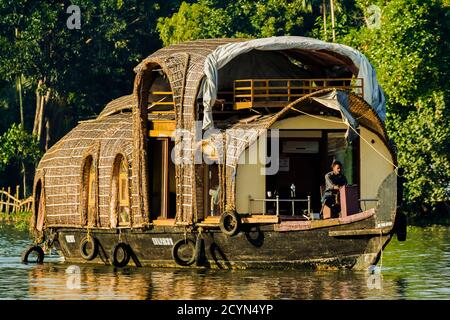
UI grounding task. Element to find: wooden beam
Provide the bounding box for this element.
[203,215,279,224]
[329,227,391,237]
[152,219,175,226]
[149,130,174,137]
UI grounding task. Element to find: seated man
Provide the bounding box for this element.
[321,160,348,218]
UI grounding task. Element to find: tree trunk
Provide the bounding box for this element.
[17,76,24,127]
[33,80,43,138]
[330,0,336,42]
[33,79,51,143]
[15,28,24,127]
[45,117,50,151]
[21,161,26,198]
[323,0,327,41]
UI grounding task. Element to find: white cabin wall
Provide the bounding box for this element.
[271,115,348,130]
[359,127,394,208]
[235,140,266,213]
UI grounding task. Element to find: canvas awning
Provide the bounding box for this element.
[201,36,386,129]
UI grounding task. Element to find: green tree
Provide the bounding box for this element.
[0,0,182,192]
[0,124,42,196]
[387,92,450,210]
[157,0,316,46]
[157,0,233,45]
[342,0,450,213]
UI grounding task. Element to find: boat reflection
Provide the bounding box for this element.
[27,263,400,300]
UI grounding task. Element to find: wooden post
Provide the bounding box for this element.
[291,199,295,216]
[15,185,19,213]
[161,138,169,219]
[287,80,291,102]
[250,80,254,106]
[6,187,11,214]
[0,188,4,213]
[276,195,280,216]
[307,196,311,215]
[233,81,236,109]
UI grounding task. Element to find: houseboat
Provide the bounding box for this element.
[24,36,406,270]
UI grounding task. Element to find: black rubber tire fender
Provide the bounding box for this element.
[110,242,131,268]
[79,235,99,261]
[219,211,241,237]
[172,239,196,266]
[21,245,44,264]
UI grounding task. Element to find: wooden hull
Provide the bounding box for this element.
[49,212,393,270]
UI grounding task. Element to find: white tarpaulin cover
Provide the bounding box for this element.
[201,36,385,129]
[311,90,358,142]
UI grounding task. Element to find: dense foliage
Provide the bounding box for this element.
[0,123,41,170]
[341,0,450,213]
[0,0,181,193]
[0,0,448,215]
[157,0,317,45]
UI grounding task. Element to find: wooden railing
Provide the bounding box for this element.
[0,187,33,214]
[233,78,363,110]
[148,91,175,110]
[149,77,364,111]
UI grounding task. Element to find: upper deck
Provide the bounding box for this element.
[149,77,364,111]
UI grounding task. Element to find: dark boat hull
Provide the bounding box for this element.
[49,215,392,270]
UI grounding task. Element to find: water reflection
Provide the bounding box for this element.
[1,224,449,300]
[26,265,392,300]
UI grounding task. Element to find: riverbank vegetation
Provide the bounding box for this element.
[0,0,448,220]
[0,211,32,231]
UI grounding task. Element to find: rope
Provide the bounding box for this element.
[197,226,204,239]
[348,125,402,176]
[290,106,402,177]
[291,107,344,124]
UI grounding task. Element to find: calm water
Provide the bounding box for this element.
[0,223,449,300]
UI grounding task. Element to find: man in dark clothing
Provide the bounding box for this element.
[321,160,348,218]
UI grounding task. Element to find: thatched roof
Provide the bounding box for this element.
[34,113,145,228]
[98,94,134,120]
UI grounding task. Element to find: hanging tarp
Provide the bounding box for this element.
[201,36,386,129]
[311,90,358,142]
